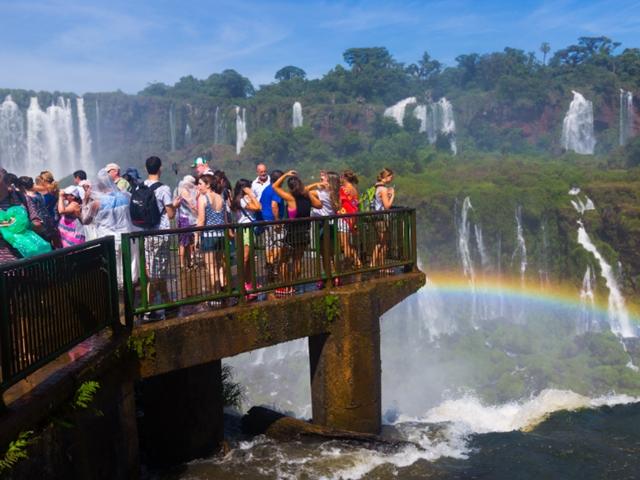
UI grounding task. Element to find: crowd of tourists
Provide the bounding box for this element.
[0,156,396,308]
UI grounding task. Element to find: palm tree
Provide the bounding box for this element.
[540,42,551,66]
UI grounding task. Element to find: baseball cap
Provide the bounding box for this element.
[63,185,82,198]
[105,163,120,172]
[191,157,208,167]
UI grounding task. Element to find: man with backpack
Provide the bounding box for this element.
[131,156,175,320]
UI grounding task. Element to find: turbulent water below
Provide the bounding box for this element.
[153,281,640,480]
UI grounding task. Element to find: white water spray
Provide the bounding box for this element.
[0,95,26,173]
[292,101,303,128]
[576,221,635,338]
[235,106,247,154]
[384,97,417,127]
[184,124,192,145]
[561,91,596,154]
[512,206,527,284]
[413,97,457,154]
[169,105,176,152]
[76,97,93,172]
[620,89,635,146]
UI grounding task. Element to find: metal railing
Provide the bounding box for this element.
[0,238,120,395]
[121,208,417,325]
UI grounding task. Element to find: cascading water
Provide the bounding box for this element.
[457,197,475,281]
[538,223,550,286]
[184,124,192,145]
[292,101,303,128]
[169,105,176,152]
[412,98,457,154]
[576,222,635,338]
[383,97,416,127]
[512,206,527,284]
[235,106,247,155]
[0,95,26,173]
[474,224,490,272]
[76,97,93,172]
[95,99,101,158]
[619,89,635,146]
[561,91,596,154]
[579,266,597,334]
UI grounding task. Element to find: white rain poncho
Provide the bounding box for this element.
[83,169,140,285]
[174,175,198,225]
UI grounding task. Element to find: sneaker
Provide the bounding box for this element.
[275,287,295,297]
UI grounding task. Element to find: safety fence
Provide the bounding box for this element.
[0,238,120,395]
[121,208,417,325]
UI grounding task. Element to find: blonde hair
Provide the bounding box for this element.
[36,170,58,194]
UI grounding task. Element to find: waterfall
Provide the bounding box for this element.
[184,124,192,145]
[578,266,597,333]
[620,90,635,146]
[235,106,247,154]
[576,221,635,338]
[95,99,101,158]
[0,95,26,173]
[169,105,176,152]
[457,197,475,280]
[292,101,303,128]
[214,106,224,144]
[412,97,457,154]
[76,98,93,172]
[561,91,596,154]
[512,206,527,284]
[571,196,596,215]
[26,96,77,176]
[384,97,417,127]
[474,224,490,271]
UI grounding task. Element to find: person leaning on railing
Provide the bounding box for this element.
[371,168,395,268]
[272,170,322,296]
[337,169,362,270]
[231,178,261,296]
[258,169,286,285]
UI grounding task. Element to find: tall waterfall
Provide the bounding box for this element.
[0,95,26,173]
[474,224,490,271]
[292,101,303,128]
[576,222,635,338]
[95,99,101,158]
[235,106,247,154]
[561,91,596,154]
[213,106,226,145]
[457,197,475,281]
[169,105,176,152]
[27,97,78,176]
[579,266,597,334]
[619,89,635,146]
[76,98,92,172]
[512,206,527,284]
[383,97,417,127]
[413,97,457,154]
[184,124,192,145]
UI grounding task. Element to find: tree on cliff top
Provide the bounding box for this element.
[275,66,307,82]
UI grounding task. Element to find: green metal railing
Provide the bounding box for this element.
[0,237,120,396]
[122,208,417,325]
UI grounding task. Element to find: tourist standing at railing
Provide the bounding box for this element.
[81,169,139,285]
[73,170,87,185]
[371,168,396,267]
[259,169,286,285]
[337,169,362,270]
[193,156,213,177]
[251,163,270,201]
[307,170,341,284]
[57,186,85,248]
[232,179,261,296]
[272,170,322,296]
[0,169,50,262]
[106,163,131,193]
[172,175,198,269]
[34,170,62,248]
[16,176,58,248]
[141,156,175,318]
[196,174,227,298]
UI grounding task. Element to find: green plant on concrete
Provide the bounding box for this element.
[72,381,101,410]
[324,295,340,323]
[127,332,156,360]
[221,364,244,409]
[0,430,33,473]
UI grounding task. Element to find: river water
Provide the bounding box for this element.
[153,277,640,480]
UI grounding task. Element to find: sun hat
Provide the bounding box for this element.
[63,185,82,198]
[105,163,121,172]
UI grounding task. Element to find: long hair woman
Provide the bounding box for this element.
[173,175,198,269]
[231,179,261,295]
[196,174,227,298]
[337,169,362,271]
[272,170,322,295]
[371,167,395,267]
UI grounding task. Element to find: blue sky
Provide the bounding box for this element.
[1,0,639,95]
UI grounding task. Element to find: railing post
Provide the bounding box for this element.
[236,226,246,305]
[121,233,134,329]
[103,236,121,332]
[321,218,332,287]
[223,228,233,295]
[0,271,12,407]
[138,236,149,312]
[408,209,417,272]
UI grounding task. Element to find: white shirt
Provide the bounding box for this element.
[251,176,270,201]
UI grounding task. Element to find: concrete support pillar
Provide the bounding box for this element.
[308,295,381,434]
[138,360,223,466]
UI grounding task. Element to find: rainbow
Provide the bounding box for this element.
[419,271,640,326]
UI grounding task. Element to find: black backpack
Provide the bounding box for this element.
[130,182,163,229]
